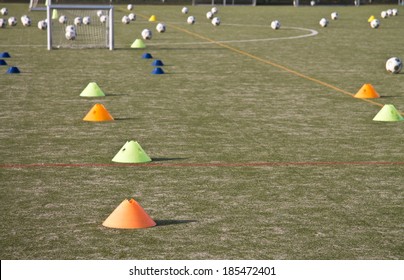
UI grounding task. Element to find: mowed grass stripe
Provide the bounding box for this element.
[138,13,404,116]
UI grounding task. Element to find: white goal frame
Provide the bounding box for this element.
[46,4,114,50]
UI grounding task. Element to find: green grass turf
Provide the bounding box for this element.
[0,3,403,259]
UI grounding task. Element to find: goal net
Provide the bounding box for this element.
[46,4,114,50]
[192,0,257,5]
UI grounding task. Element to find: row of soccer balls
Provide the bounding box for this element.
[0,15,32,27]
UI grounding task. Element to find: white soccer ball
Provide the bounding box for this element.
[211,17,220,26]
[187,16,195,24]
[182,7,189,14]
[211,7,218,15]
[97,10,103,17]
[122,15,130,24]
[319,18,328,27]
[8,16,17,26]
[141,28,152,40]
[74,17,82,26]
[65,30,77,40]
[156,22,166,33]
[270,20,280,30]
[21,15,31,27]
[37,20,47,30]
[370,18,380,29]
[59,15,67,24]
[127,4,133,11]
[206,11,213,20]
[310,1,316,6]
[381,11,388,18]
[331,12,338,20]
[386,9,393,17]
[128,13,136,21]
[386,57,403,74]
[0,18,6,28]
[100,15,107,23]
[392,9,398,16]
[83,16,91,25]
[0,7,8,16]
[65,24,76,33]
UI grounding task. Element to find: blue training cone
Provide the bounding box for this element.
[0,59,7,66]
[0,52,11,58]
[151,67,164,75]
[141,53,153,59]
[151,59,164,66]
[6,66,20,74]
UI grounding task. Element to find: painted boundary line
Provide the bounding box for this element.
[137,13,404,116]
[1,161,404,169]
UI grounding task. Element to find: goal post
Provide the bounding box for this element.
[46,4,114,50]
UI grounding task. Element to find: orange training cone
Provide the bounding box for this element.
[354,84,380,99]
[102,198,156,229]
[83,103,114,122]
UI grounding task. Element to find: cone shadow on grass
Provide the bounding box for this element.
[155,220,197,227]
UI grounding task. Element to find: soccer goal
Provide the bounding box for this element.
[192,0,257,5]
[46,4,114,50]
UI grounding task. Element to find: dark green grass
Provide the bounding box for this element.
[0,4,403,259]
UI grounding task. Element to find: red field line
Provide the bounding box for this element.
[1,161,404,169]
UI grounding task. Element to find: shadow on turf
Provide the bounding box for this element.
[155,220,197,227]
[151,157,189,162]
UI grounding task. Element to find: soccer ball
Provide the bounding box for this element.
[0,7,8,16]
[392,9,398,16]
[83,16,91,25]
[122,15,130,24]
[8,17,17,26]
[59,15,67,24]
[100,15,107,23]
[271,20,280,30]
[386,57,403,74]
[156,22,166,33]
[127,4,133,11]
[319,18,328,27]
[128,13,136,21]
[386,9,393,17]
[97,10,103,17]
[211,17,220,26]
[0,18,6,28]
[74,17,82,26]
[381,11,387,19]
[65,30,77,40]
[21,15,31,27]
[370,19,380,29]
[37,20,47,30]
[187,16,195,24]
[331,12,338,20]
[65,25,76,33]
[211,7,218,15]
[206,11,213,20]
[182,7,189,14]
[141,28,152,40]
[310,1,316,6]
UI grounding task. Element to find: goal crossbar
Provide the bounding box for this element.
[46,4,114,50]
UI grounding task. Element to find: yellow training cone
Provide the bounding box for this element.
[149,15,157,22]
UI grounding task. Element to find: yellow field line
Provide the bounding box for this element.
[140,14,403,115]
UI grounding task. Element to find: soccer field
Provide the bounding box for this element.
[0,3,403,259]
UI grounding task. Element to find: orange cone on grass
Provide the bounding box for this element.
[102,198,156,229]
[354,84,380,99]
[83,103,114,122]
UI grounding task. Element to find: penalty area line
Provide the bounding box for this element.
[1,161,404,169]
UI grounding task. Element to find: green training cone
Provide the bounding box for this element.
[131,39,146,49]
[52,9,59,20]
[373,104,404,122]
[112,141,152,163]
[80,82,106,97]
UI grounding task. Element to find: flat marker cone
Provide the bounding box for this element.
[52,9,59,20]
[80,82,106,97]
[368,15,375,22]
[112,140,152,163]
[0,52,11,58]
[6,66,20,74]
[141,52,153,59]
[102,198,156,229]
[83,103,114,122]
[373,104,404,122]
[131,39,146,49]
[151,67,165,75]
[151,59,164,66]
[149,15,157,22]
[0,59,7,66]
[354,84,380,99]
